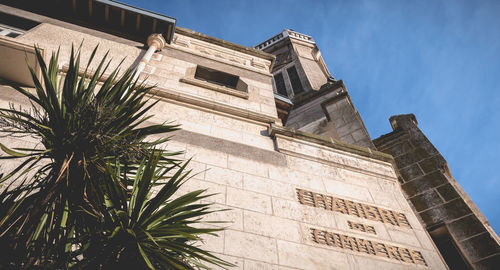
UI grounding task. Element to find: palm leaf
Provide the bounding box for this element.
[0,45,232,269]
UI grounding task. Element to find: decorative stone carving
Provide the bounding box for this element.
[296,188,412,228]
[310,228,427,266]
[348,220,376,234]
[147,33,167,51]
[172,35,270,72]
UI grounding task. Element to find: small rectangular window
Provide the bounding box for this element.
[3,30,22,38]
[0,12,39,38]
[195,66,239,89]
[287,66,304,95]
[274,73,288,97]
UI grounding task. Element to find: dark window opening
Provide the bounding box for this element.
[274,73,288,97]
[0,12,39,38]
[6,32,21,38]
[0,12,39,30]
[195,66,239,89]
[287,66,304,95]
[430,226,473,270]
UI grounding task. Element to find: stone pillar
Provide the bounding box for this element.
[373,114,500,269]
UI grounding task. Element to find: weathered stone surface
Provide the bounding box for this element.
[339,169,383,192]
[277,240,350,270]
[244,259,278,270]
[413,229,437,251]
[227,187,272,214]
[409,190,444,212]
[178,178,226,204]
[205,253,244,269]
[369,189,401,210]
[243,210,301,242]
[228,155,269,177]
[394,151,421,170]
[186,145,228,167]
[398,163,424,182]
[474,254,500,270]
[323,178,373,203]
[388,141,414,158]
[205,165,244,188]
[418,155,447,174]
[401,171,448,197]
[350,254,416,270]
[203,203,244,231]
[419,198,472,227]
[332,213,391,241]
[436,183,459,201]
[386,228,421,248]
[447,214,487,241]
[272,197,337,228]
[225,230,278,264]
[242,174,296,200]
[375,114,500,269]
[460,232,500,263]
[268,166,325,192]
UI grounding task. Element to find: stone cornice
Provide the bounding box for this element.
[175,27,276,63]
[150,85,279,125]
[292,80,346,108]
[269,123,394,163]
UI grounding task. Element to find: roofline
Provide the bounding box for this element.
[1,0,177,44]
[96,0,175,24]
[96,0,176,43]
[175,26,276,62]
[254,29,315,51]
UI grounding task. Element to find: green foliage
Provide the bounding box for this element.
[0,46,232,269]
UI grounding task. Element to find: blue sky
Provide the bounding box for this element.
[122,0,500,232]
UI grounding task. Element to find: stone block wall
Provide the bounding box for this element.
[0,7,449,269]
[159,112,449,269]
[373,114,500,269]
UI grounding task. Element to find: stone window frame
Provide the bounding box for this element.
[273,72,288,98]
[180,65,249,99]
[286,65,305,95]
[0,24,24,38]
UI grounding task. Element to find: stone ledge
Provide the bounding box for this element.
[268,123,394,163]
[151,86,279,125]
[179,77,249,99]
[59,66,278,125]
[373,129,409,149]
[292,80,345,108]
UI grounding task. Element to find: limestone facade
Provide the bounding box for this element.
[0,1,476,269]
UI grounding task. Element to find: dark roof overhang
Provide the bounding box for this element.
[2,0,176,44]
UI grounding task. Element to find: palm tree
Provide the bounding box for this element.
[0,46,231,269]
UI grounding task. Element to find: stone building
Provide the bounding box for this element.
[0,0,498,269]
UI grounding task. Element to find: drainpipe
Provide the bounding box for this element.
[132,33,167,82]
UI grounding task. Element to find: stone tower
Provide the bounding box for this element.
[256,29,500,269]
[0,0,497,269]
[256,29,375,149]
[255,30,331,99]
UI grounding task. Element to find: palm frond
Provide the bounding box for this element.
[0,45,232,269]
